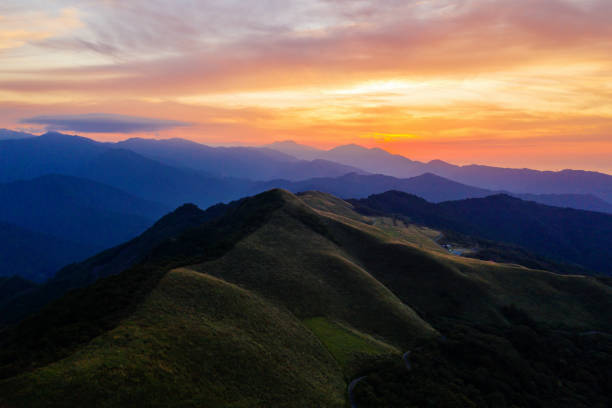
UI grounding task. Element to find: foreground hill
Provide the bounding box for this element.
[1,189,611,407]
[350,191,612,275]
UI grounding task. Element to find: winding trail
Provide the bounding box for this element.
[402,351,412,371]
[347,351,413,408]
[347,376,367,408]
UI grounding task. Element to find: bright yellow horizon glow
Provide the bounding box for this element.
[1,0,611,173]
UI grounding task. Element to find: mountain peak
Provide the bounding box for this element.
[38,131,95,144]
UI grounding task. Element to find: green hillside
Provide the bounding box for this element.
[1,189,611,407]
[1,268,346,408]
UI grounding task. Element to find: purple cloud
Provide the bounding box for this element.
[20,113,190,133]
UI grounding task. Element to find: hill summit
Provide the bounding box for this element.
[1,189,611,407]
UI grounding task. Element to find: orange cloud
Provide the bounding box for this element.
[0,0,611,173]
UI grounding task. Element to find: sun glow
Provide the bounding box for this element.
[0,0,611,172]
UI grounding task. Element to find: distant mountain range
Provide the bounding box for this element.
[2,130,611,209]
[0,174,169,281]
[266,140,612,203]
[116,137,366,180]
[0,129,36,141]
[0,222,90,283]
[0,131,364,183]
[260,172,612,213]
[1,129,612,284]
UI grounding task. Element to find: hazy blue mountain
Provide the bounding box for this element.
[257,172,491,202]
[350,191,612,275]
[257,172,612,213]
[0,133,254,208]
[0,132,108,183]
[265,140,612,202]
[115,137,366,180]
[77,148,254,208]
[0,174,175,283]
[0,174,167,251]
[0,201,227,327]
[515,192,612,214]
[266,140,425,176]
[265,140,322,159]
[0,129,36,141]
[0,221,91,282]
[437,166,612,203]
[0,133,364,208]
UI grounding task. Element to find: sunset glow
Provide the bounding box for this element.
[2,0,612,171]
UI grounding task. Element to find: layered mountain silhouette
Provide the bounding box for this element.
[0,222,89,283]
[1,189,610,407]
[0,129,35,141]
[0,175,169,282]
[350,191,612,275]
[261,172,612,213]
[2,130,612,287]
[2,131,610,210]
[266,140,612,203]
[116,137,366,180]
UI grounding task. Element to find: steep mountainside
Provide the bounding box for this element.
[1,189,611,407]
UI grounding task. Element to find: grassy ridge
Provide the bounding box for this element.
[303,317,399,376]
[302,200,612,329]
[0,268,346,408]
[1,189,611,407]
[193,191,437,347]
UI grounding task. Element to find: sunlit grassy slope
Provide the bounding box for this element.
[295,191,612,329]
[303,317,399,375]
[1,189,611,407]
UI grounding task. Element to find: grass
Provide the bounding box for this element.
[0,268,346,408]
[303,317,399,375]
[2,188,612,407]
[191,194,438,347]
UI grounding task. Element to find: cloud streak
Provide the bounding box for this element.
[1,0,611,172]
[20,113,190,133]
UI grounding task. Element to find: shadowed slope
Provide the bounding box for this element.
[1,189,611,408]
[350,191,612,275]
[1,269,347,408]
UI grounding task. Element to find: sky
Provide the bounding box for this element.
[1,0,611,172]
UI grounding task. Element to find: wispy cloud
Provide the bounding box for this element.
[1,0,611,171]
[20,113,190,133]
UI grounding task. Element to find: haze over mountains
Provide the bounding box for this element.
[0,129,611,406]
[1,129,612,285]
[3,130,612,209]
[267,140,612,203]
